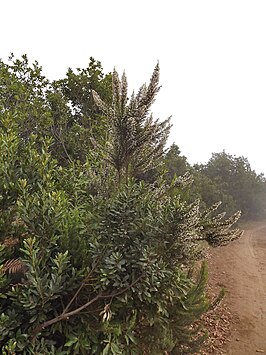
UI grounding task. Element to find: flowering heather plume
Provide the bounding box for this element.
[94,63,171,183]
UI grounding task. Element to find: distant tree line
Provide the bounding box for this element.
[0,55,243,354]
[164,144,266,220]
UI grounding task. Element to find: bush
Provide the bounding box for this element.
[0,61,242,354]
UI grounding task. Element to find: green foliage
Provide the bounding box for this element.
[199,151,266,219]
[0,55,113,165]
[190,167,237,214]
[163,146,266,219]
[55,57,113,163]
[0,57,242,354]
[164,144,190,181]
[58,57,112,119]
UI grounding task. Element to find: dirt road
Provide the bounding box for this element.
[208,222,266,354]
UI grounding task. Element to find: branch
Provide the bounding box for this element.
[51,125,73,163]
[31,293,102,338]
[62,262,100,315]
[31,274,143,339]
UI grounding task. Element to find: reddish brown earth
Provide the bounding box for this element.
[203,222,266,354]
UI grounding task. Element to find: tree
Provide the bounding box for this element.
[190,165,237,214]
[201,151,266,218]
[0,55,113,165]
[0,54,51,139]
[58,57,112,121]
[164,143,189,182]
[0,59,242,354]
[55,57,113,162]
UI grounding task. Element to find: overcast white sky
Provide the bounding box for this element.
[1,1,266,174]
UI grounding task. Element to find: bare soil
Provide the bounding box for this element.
[203,221,266,354]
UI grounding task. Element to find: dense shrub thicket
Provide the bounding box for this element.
[0,56,242,354]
